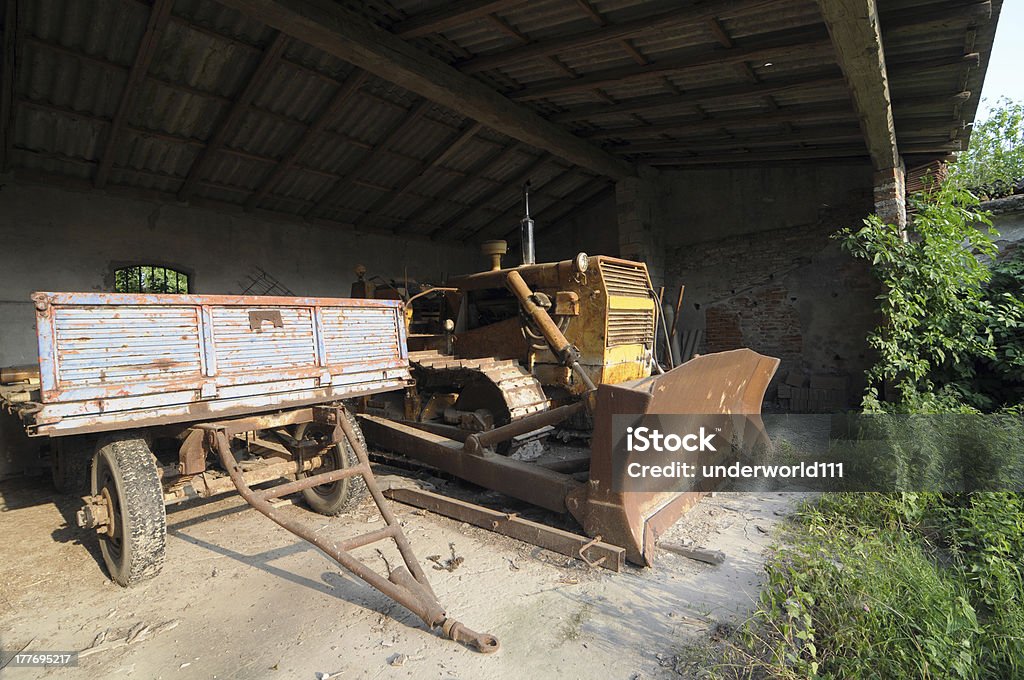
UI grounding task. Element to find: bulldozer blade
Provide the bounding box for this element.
[566,349,780,566]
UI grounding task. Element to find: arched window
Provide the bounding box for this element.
[114,265,190,294]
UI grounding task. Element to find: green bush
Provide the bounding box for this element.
[721,494,1024,679]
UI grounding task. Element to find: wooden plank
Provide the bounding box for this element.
[177,32,289,201]
[213,0,635,180]
[94,0,174,188]
[392,0,527,38]
[0,0,16,173]
[458,0,780,74]
[245,69,367,210]
[384,486,625,572]
[816,0,898,171]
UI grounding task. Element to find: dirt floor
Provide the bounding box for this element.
[0,463,805,680]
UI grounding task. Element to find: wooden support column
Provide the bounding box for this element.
[817,0,904,226]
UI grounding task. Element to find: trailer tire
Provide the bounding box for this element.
[51,436,94,495]
[295,411,367,516]
[91,434,166,586]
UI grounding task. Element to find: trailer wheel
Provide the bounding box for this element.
[52,436,94,494]
[91,434,166,586]
[294,411,367,515]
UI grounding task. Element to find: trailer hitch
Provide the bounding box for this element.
[202,405,500,654]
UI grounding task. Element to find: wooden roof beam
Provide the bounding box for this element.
[430,151,552,240]
[550,70,844,122]
[509,26,832,101]
[816,0,898,170]
[392,0,527,39]
[397,142,522,233]
[178,31,289,201]
[213,0,634,180]
[354,121,483,229]
[458,0,781,74]
[94,0,174,188]
[503,176,613,243]
[306,99,431,220]
[245,69,368,210]
[465,165,580,240]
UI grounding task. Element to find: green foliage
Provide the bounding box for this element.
[717,494,1024,679]
[836,185,1024,412]
[949,98,1024,197]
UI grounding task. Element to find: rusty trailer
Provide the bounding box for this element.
[0,291,498,653]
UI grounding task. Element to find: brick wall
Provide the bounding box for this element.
[666,211,880,407]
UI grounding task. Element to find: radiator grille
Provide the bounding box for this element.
[607,309,655,348]
[600,260,651,298]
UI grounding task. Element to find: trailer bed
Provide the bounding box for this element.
[10,292,412,436]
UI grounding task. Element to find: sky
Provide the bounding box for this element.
[976,0,1024,120]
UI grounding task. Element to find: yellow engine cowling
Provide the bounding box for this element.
[448,255,657,394]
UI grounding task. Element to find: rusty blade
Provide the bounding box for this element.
[568,348,780,566]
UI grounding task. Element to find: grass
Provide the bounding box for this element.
[711,493,1024,679]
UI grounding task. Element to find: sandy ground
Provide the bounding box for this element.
[0,467,804,680]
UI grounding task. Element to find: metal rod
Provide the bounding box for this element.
[464,401,584,453]
[210,414,500,653]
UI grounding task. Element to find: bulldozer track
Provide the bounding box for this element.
[409,350,549,422]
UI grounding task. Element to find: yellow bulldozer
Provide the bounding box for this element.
[354,190,779,566]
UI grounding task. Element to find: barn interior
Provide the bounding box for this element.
[0,0,1006,675]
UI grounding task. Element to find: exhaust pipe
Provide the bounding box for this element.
[520,181,535,265]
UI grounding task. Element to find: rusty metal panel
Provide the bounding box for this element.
[29,292,411,435]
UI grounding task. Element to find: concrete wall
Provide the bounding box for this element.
[0,179,479,477]
[537,190,618,264]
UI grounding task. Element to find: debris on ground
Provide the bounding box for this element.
[78,619,181,658]
[426,542,464,572]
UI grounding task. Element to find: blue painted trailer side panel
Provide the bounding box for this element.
[29,292,411,435]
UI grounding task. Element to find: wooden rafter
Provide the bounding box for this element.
[397,142,521,233]
[1,0,16,173]
[459,0,781,74]
[178,31,289,201]
[355,121,482,229]
[816,0,898,170]
[465,165,579,239]
[585,102,855,140]
[94,0,174,188]
[430,151,551,240]
[245,69,368,210]
[509,27,832,101]
[392,0,527,38]
[503,176,613,243]
[551,71,843,123]
[617,124,865,152]
[306,99,431,221]
[213,0,634,180]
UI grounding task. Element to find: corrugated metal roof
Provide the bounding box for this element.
[3,0,1002,242]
